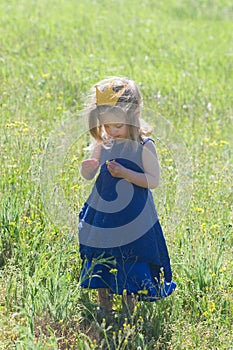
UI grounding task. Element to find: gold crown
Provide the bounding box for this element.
[95,82,128,106]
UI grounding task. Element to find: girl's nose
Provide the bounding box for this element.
[109,127,118,136]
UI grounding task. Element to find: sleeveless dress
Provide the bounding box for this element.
[78,138,176,301]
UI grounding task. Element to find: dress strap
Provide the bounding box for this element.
[141,137,154,145]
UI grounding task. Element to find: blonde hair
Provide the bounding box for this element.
[84,76,153,143]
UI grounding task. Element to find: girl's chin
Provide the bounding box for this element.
[109,136,127,141]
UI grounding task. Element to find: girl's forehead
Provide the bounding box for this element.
[98,111,126,125]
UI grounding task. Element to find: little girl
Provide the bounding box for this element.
[78,77,176,319]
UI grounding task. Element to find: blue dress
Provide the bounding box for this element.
[78,138,176,301]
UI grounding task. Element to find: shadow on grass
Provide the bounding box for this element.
[33,295,175,350]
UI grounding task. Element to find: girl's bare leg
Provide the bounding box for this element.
[98,288,113,312]
[122,293,136,316]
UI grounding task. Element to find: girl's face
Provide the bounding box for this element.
[104,122,129,139]
[99,109,129,139]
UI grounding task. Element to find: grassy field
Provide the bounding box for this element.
[0,0,233,349]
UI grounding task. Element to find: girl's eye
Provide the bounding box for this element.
[104,124,123,129]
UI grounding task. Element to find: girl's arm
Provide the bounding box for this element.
[80,143,101,180]
[107,140,160,189]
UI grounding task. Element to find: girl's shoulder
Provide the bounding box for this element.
[141,137,158,160]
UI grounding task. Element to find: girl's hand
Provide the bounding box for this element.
[107,160,127,178]
[81,158,99,180]
[82,158,99,172]
[107,140,160,188]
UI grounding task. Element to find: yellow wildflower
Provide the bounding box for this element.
[195,207,204,213]
[9,222,17,226]
[138,289,148,295]
[219,266,226,273]
[42,73,50,78]
[109,268,118,274]
[208,301,216,312]
[219,140,229,146]
[22,127,29,133]
[138,315,144,322]
[209,141,218,147]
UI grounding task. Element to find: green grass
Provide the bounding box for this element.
[0,0,233,349]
